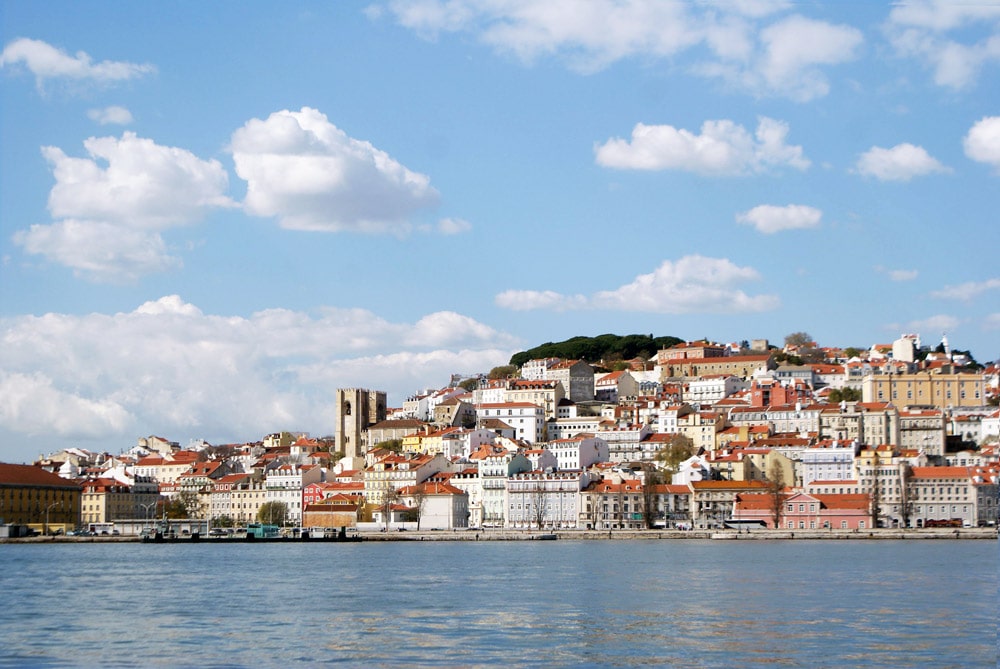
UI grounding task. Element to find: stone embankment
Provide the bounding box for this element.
[3,527,996,544]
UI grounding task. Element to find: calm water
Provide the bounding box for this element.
[0,539,996,668]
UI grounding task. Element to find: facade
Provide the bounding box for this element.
[861,371,987,409]
[505,470,589,529]
[336,388,387,459]
[545,360,595,403]
[476,402,546,443]
[0,463,81,533]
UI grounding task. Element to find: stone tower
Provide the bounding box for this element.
[334,388,387,459]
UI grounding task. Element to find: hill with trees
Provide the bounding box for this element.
[509,334,683,368]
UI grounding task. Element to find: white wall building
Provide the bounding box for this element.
[476,403,546,443]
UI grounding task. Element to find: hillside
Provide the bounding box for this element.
[509,334,684,368]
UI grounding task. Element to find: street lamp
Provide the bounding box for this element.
[139,501,158,536]
[45,501,62,536]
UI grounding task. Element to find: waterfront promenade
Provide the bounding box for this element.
[3,526,996,543]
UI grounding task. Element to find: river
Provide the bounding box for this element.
[1,539,995,667]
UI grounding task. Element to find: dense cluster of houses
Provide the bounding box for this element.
[3,335,999,535]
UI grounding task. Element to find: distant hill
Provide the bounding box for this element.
[509,334,684,368]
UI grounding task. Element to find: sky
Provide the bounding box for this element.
[1,1,998,464]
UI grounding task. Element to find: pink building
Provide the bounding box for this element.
[734,491,871,529]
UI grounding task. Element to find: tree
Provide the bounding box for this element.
[784,332,813,348]
[640,466,663,529]
[867,452,882,529]
[488,364,518,380]
[531,484,547,529]
[843,347,864,359]
[410,485,428,530]
[212,514,234,528]
[655,434,696,477]
[164,491,204,519]
[458,377,479,392]
[765,459,786,529]
[828,387,862,403]
[258,501,288,526]
[375,439,403,453]
[899,464,915,529]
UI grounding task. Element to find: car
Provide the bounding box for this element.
[208,528,227,537]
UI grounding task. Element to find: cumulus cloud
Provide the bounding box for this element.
[87,105,133,125]
[231,107,440,233]
[0,37,155,88]
[376,2,859,99]
[964,116,1000,171]
[905,314,960,334]
[0,297,519,445]
[885,1,1000,89]
[595,116,808,175]
[13,133,234,281]
[854,143,951,181]
[700,14,863,101]
[736,204,821,234]
[438,217,472,234]
[496,255,779,314]
[930,278,1000,301]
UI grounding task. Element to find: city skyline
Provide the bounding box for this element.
[1,2,998,464]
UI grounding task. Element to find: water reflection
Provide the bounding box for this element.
[0,540,995,668]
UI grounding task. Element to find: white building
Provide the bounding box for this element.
[471,446,531,528]
[265,464,323,524]
[477,402,546,443]
[799,442,858,485]
[546,436,609,471]
[505,470,591,529]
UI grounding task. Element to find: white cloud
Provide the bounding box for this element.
[428,217,472,235]
[495,290,588,312]
[13,133,233,281]
[0,297,519,444]
[231,107,440,233]
[378,2,858,99]
[964,116,1000,170]
[985,313,1000,330]
[13,220,181,282]
[595,116,808,175]
[736,204,821,234]
[725,15,864,102]
[885,1,1000,89]
[905,314,960,334]
[930,278,1000,301]
[87,105,133,125]
[496,255,779,314]
[854,143,951,181]
[0,37,155,88]
[384,0,700,72]
[888,268,919,282]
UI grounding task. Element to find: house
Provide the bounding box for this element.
[733,491,870,529]
[476,402,546,443]
[398,481,469,530]
[0,463,81,534]
[505,470,591,529]
[595,370,639,403]
[545,435,609,470]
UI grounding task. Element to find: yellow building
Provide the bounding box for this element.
[0,463,81,534]
[861,371,986,409]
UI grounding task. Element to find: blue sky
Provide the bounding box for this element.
[1,1,998,464]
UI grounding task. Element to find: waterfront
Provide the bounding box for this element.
[1,540,996,668]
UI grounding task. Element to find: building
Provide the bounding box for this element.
[476,402,546,443]
[335,388,387,459]
[861,371,987,409]
[0,463,81,534]
[505,470,590,529]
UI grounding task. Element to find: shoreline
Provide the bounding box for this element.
[3,527,996,543]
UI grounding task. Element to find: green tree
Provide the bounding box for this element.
[488,364,518,380]
[258,501,288,526]
[375,438,404,453]
[654,434,696,476]
[640,466,663,529]
[828,387,862,403]
[212,514,235,528]
[164,491,204,519]
[458,377,479,392]
[843,347,864,359]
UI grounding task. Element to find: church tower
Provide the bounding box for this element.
[334,388,387,459]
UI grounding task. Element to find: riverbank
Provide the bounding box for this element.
[3,527,996,543]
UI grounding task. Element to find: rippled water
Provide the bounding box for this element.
[0,539,995,667]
